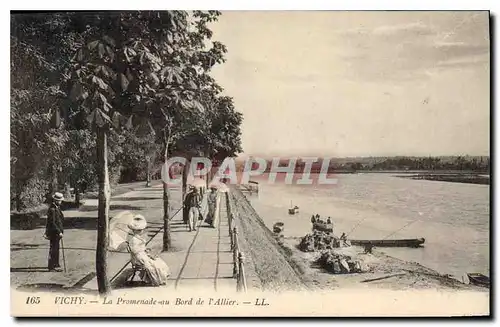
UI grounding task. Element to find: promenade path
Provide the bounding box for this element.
[11,181,237,293]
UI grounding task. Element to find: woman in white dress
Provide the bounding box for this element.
[126,215,170,286]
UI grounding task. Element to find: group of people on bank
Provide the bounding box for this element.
[44,183,222,286]
[310,214,349,247]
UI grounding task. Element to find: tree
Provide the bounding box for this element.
[10,13,72,210]
[68,11,225,292]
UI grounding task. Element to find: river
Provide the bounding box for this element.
[246,173,490,279]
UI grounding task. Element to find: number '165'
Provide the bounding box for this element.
[26,297,40,304]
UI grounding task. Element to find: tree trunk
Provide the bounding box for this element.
[162,139,171,251]
[146,157,151,187]
[96,127,111,295]
[182,160,189,224]
[49,164,58,195]
[63,181,71,201]
[75,185,81,206]
[162,180,171,251]
[15,180,22,212]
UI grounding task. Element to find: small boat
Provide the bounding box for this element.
[466,273,490,288]
[350,238,425,248]
[288,201,299,215]
[312,222,333,233]
[273,222,284,234]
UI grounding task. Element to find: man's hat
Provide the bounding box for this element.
[52,192,64,201]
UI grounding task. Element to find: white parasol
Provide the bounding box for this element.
[108,211,137,251]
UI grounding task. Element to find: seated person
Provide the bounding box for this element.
[127,215,170,286]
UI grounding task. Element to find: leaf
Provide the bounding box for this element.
[77,49,84,61]
[95,108,112,128]
[148,72,160,86]
[70,83,83,101]
[120,73,129,91]
[126,114,134,129]
[102,35,116,47]
[188,80,197,90]
[193,100,204,111]
[173,73,183,84]
[124,70,132,83]
[111,111,122,128]
[98,92,107,103]
[100,65,113,78]
[98,43,105,58]
[105,46,115,61]
[92,76,108,91]
[86,110,96,125]
[103,100,112,112]
[95,109,104,127]
[87,40,99,50]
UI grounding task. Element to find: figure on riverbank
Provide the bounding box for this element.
[185,185,202,232]
[311,215,316,224]
[340,232,350,247]
[44,192,64,272]
[126,215,170,286]
[205,186,219,228]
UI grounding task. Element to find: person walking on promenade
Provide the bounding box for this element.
[44,192,64,272]
[184,185,202,232]
[205,186,219,228]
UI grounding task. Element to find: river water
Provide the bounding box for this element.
[246,173,490,279]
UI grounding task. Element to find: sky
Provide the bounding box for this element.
[209,11,490,158]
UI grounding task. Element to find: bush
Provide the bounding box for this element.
[11,205,47,230]
[11,177,50,211]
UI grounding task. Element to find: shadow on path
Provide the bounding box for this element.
[79,204,144,212]
[11,267,49,273]
[111,197,161,202]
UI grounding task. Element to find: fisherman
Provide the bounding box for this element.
[364,242,374,254]
[184,185,202,232]
[340,232,349,247]
[205,186,219,228]
[44,192,64,272]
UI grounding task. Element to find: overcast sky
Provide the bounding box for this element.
[209,11,490,157]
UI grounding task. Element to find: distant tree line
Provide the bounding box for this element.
[239,156,490,173]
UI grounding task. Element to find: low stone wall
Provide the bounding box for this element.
[228,188,306,292]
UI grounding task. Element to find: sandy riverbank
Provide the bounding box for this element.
[231,188,488,292]
[278,237,487,291]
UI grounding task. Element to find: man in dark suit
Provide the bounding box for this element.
[44,192,64,272]
[184,186,202,232]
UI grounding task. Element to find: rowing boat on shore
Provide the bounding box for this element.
[312,222,333,232]
[350,238,425,248]
[466,273,490,287]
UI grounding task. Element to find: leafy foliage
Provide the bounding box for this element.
[11,11,243,211]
